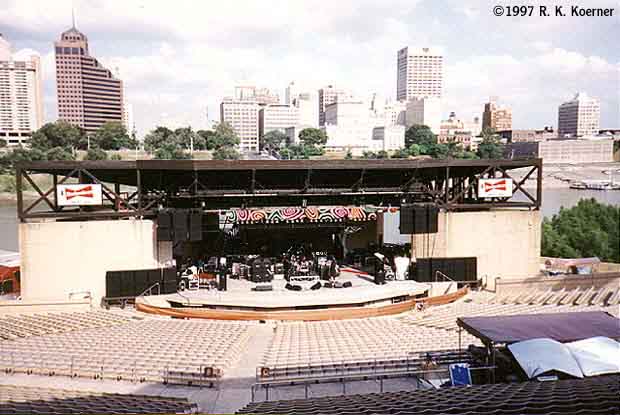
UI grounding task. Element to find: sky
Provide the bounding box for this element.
[1,0,618,137]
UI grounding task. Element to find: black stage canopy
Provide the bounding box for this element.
[457,311,620,345]
[15,158,542,221]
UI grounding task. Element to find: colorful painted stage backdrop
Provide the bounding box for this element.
[222,206,399,224]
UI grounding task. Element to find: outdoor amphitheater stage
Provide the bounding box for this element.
[135,271,468,321]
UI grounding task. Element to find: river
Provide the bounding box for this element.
[1,188,619,251]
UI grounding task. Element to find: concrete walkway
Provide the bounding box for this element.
[204,323,275,413]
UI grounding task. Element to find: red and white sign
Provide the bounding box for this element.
[57,184,103,206]
[478,178,513,198]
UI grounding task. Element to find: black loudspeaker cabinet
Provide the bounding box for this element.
[203,213,220,233]
[162,279,178,294]
[163,267,176,283]
[134,270,149,295]
[120,271,135,298]
[105,271,122,298]
[415,257,477,282]
[219,274,227,291]
[427,205,439,233]
[342,281,353,288]
[189,211,202,241]
[157,211,173,241]
[399,205,415,234]
[400,204,439,234]
[147,269,161,288]
[173,210,189,242]
[375,270,385,285]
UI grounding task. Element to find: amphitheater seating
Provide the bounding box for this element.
[258,349,475,384]
[0,310,135,341]
[238,375,620,414]
[0,384,197,414]
[261,318,481,370]
[399,288,620,332]
[0,318,253,384]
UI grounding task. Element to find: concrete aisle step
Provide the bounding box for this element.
[201,323,275,414]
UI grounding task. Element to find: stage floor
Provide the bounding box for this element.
[145,271,429,310]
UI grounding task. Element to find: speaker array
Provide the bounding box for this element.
[400,204,439,234]
[414,257,477,283]
[105,267,178,298]
[157,209,205,242]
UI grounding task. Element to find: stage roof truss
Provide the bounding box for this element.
[15,158,542,222]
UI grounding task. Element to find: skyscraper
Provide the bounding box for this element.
[318,85,353,126]
[482,98,512,131]
[220,97,260,152]
[54,22,124,134]
[558,92,600,138]
[396,47,443,101]
[0,34,43,146]
[405,97,442,134]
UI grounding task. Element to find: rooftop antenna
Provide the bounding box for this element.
[71,6,76,29]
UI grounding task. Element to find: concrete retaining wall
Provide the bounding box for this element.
[412,210,541,288]
[19,219,172,303]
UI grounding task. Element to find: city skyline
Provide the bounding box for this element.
[1,0,618,137]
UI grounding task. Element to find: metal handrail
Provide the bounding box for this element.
[68,290,92,299]
[137,282,161,297]
[434,270,456,283]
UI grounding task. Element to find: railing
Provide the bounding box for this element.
[251,351,495,401]
[0,350,221,387]
[68,290,92,300]
[138,282,161,297]
[434,270,456,283]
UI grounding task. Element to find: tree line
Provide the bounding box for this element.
[542,198,619,263]
[361,125,503,160]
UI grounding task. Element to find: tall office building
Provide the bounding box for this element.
[0,34,43,146]
[396,47,443,101]
[220,97,260,152]
[558,92,600,138]
[54,23,124,134]
[482,98,512,131]
[259,104,299,137]
[405,97,442,134]
[318,85,353,126]
[234,84,279,105]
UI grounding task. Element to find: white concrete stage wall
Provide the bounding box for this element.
[412,210,541,286]
[19,219,172,303]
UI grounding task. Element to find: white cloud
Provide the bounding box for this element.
[1,0,617,135]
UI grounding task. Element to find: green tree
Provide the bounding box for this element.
[46,146,75,161]
[298,128,328,146]
[85,147,108,160]
[476,127,504,159]
[0,147,46,173]
[405,124,436,149]
[110,153,122,160]
[210,122,240,149]
[345,150,353,160]
[175,127,206,151]
[541,198,619,263]
[197,129,217,150]
[262,130,287,150]
[390,148,409,159]
[0,137,6,148]
[30,121,85,151]
[154,142,190,159]
[407,144,421,157]
[92,121,136,150]
[212,147,241,160]
[144,126,175,152]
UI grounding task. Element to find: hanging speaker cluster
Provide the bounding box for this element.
[157,209,203,242]
[399,204,439,234]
